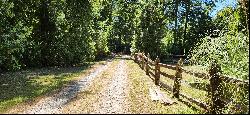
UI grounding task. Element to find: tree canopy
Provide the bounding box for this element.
[0,0,249,79]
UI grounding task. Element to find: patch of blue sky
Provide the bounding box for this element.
[210,0,237,17]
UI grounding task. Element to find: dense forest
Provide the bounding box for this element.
[0,0,249,80]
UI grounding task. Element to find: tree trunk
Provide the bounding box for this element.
[183,0,190,55]
[173,0,179,53]
[40,0,50,66]
[238,0,249,37]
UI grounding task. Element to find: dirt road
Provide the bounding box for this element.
[14,56,131,114]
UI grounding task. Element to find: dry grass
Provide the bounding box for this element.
[126,59,203,114]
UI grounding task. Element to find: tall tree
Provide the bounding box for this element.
[133,0,166,58]
[238,0,249,36]
[173,0,179,54]
[183,0,190,54]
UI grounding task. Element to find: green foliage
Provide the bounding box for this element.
[214,6,248,35]
[91,0,112,59]
[189,4,249,80]
[189,32,249,79]
[188,1,249,114]
[186,2,249,113]
[0,0,96,71]
[108,0,137,54]
[131,0,167,59]
[0,0,218,71]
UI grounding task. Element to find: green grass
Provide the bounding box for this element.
[0,61,108,113]
[126,59,203,114]
[158,63,249,114]
[160,67,209,102]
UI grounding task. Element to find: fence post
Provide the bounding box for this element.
[155,56,160,85]
[173,58,183,98]
[208,60,224,114]
[142,52,145,70]
[138,51,142,67]
[134,53,137,62]
[146,53,150,75]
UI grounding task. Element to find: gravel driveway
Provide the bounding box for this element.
[12,56,132,114]
[22,59,113,114]
[92,59,130,114]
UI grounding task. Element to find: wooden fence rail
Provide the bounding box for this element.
[132,52,249,114]
[181,68,209,79]
[159,63,176,70]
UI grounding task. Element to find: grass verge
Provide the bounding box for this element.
[126,59,203,114]
[0,60,109,113]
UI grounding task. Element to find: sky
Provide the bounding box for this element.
[209,0,238,17]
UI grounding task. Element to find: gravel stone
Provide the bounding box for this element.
[92,58,130,114]
[22,59,113,114]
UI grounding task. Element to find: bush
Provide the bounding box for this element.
[189,32,249,79]
[189,32,249,113]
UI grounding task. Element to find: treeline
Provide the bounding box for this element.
[0,0,249,74]
[0,0,95,71]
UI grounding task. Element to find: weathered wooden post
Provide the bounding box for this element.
[134,53,137,62]
[142,52,145,70]
[173,58,183,98]
[145,53,150,75]
[138,51,141,66]
[208,60,224,114]
[155,56,160,85]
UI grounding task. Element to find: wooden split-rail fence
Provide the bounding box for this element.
[131,52,249,114]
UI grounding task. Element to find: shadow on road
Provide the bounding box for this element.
[0,58,116,113]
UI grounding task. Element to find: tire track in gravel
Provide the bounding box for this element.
[22,59,113,114]
[92,58,130,114]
